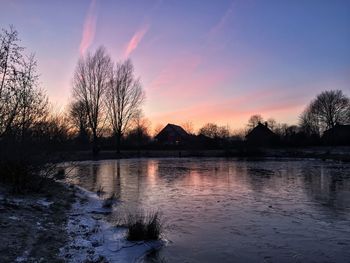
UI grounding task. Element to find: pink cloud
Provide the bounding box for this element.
[79,0,97,55]
[124,24,150,58]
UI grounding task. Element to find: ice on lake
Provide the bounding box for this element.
[65,158,350,263]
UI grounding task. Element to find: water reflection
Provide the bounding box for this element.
[65,158,350,263]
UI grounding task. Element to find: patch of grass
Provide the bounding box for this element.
[125,211,162,241]
[102,193,117,209]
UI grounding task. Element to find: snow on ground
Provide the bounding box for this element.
[60,186,164,263]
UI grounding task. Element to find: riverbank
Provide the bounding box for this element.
[0,180,75,262]
[0,180,163,262]
[60,185,164,262]
[60,146,350,162]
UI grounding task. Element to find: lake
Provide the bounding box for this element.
[65,158,350,263]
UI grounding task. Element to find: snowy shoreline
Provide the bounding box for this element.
[60,185,164,263]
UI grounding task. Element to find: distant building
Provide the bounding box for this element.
[245,122,278,146]
[322,124,350,145]
[154,123,190,145]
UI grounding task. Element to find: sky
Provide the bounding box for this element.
[1,0,350,131]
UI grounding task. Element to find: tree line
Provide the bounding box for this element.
[1,26,350,157]
[0,26,146,155]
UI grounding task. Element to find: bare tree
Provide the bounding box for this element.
[299,107,321,136]
[12,54,48,143]
[72,46,112,154]
[125,110,151,149]
[153,124,164,137]
[0,26,24,137]
[0,26,48,142]
[267,118,277,131]
[247,114,263,131]
[69,100,89,143]
[217,125,230,139]
[181,121,194,135]
[199,123,219,138]
[274,123,289,137]
[105,59,145,153]
[32,112,71,144]
[300,90,350,134]
[312,90,349,128]
[199,123,230,139]
[231,128,246,141]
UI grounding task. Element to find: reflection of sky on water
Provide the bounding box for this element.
[65,158,350,263]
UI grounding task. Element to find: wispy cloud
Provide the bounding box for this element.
[79,0,97,55]
[124,24,150,58]
[208,1,235,37]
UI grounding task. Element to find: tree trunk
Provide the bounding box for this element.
[92,132,99,156]
[116,131,121,155]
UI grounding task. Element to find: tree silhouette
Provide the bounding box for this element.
[69,100,89,144]
[300,90,350,134]
[0,26,47,142]
[199,123,230,139]
[105,59,144,154]
[72,46,112,155]
[0,26,23,137]
[181,121,194,135]
[247,114,263,131]
[125,111,151,149]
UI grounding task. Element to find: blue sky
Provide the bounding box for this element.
[1,0,349,129]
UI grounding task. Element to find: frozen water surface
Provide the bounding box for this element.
[66,158,350,263]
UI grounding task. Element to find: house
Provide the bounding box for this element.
[322,124,350,145]
[154,124,190,145]
[245,122,278,146]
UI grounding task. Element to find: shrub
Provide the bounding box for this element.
[0,151,64,193]
[125,211,162,241]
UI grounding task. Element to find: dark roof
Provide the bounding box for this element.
[246,122,276,139]
[155,123,189,139]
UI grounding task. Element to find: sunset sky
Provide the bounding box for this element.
[1,0,349,130]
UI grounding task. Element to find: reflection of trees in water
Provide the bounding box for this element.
[112,160,148,212]
[239,161,350,214]
[109,161,121,199]
[237,162,305,196]
[235,162,286,193]
[92,164,98,189]
[70,160,350,218]
[301,165,350,213]
[244,166,274,192]
[67,164,100,192]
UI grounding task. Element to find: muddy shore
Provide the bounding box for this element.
[0,181,75,263]
[0,179,162,263]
